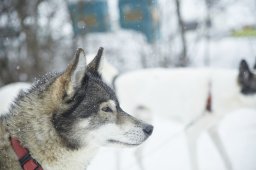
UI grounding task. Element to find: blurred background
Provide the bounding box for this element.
[1,0,256,170]
[1,0,256,84]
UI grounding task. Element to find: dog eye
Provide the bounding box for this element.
[102,106,113,113]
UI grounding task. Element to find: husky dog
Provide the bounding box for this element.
[0,47,153,170]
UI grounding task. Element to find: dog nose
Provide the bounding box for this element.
[143,124,153,136]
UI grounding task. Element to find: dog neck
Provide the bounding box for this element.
[42,145,99,170]
[5,112,99,170]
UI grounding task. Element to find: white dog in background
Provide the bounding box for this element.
[115,60,256,170]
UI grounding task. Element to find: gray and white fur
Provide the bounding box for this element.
[0,47,153,170]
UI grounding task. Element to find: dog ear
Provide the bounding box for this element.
[87,47,104,77]
[238,59,252,85]
[55,48,87,97]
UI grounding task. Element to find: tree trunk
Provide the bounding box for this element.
[204,0,211,66]
[175,0,188,67]
[16,0,44,78]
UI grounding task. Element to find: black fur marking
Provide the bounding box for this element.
[52,80,89,149]
[89,75,119,103]
[52,112,80,150]
[62,92,86,117]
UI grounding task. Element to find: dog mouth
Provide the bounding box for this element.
[107,139,140,146]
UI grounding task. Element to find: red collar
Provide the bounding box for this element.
[10,137,43,170]
[206,92,212,112]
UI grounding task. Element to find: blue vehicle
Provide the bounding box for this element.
[119,0,160,43]
[68,0,110,36]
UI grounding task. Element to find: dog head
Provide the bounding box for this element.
[49,48,153,149]
[238,59,256,95]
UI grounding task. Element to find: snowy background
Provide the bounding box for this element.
[1,0,256,82]
[1,0,256,170]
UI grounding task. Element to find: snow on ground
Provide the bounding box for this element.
[198,109,256,170]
